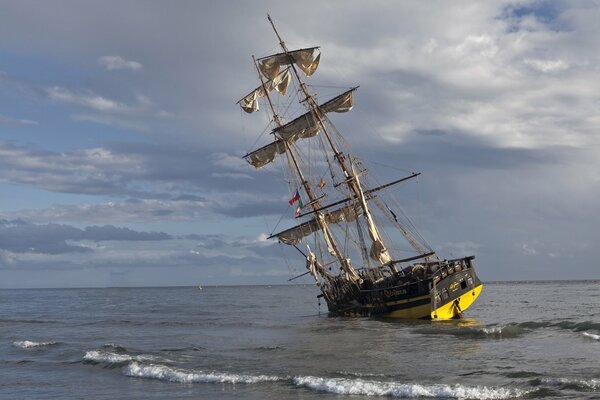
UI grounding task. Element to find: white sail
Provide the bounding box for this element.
[353,166,392,265]
[238,69,291,113]
[244,89,356,168]
[275,89,354,140]
[244,140,287,169]
[274,205,359,245]
[258,47,320,80]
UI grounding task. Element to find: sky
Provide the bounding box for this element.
[0,0,599,288]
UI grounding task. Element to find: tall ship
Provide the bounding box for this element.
[238,16,483,319]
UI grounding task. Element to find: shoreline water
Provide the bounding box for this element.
[1,282,599,399]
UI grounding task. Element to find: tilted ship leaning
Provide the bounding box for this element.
[238,16,482,319]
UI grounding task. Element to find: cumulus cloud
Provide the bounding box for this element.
[0,141,286,221]
[98,55,142,71]
[1,1,600,285]
[523,58,570,73]
[0,219,171,255]
[46,86,154,115]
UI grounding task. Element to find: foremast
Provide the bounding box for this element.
[264,15,363,284]
[249,55,337,284]
[268,15,399,271]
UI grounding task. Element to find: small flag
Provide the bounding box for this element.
[295,197,304,216]
[289,190,300,205]
[318,178,326,189]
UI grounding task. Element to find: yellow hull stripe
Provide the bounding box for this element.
[431,284,483,320]
[383,303,432,319]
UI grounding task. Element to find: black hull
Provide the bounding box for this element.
[322,256,482,319]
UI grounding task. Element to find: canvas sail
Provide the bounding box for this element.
[258,47,320,79]
[238,69,291,113]
[244,89,356,168]
[353,166,392,265]
[271,205,359,245]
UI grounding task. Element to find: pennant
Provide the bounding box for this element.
[318,178,326,189]
[289,190,300,205]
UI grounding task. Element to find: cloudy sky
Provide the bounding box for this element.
[1,0,598,288]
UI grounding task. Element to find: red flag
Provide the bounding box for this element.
[289,190,300,205]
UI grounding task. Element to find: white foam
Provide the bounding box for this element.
[479,325,523,338]
[293,376,527,399]
[13,340,58,349]
[481,327,503,335]
[83,350,158,364]
[543,377,600,390]
[582,332,600,340]
[124,362,282,384]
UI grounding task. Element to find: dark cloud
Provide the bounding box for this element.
[0,1,599,286]
[0,219,171,254]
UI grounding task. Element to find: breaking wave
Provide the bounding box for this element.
[82,350,162,365]
[414,324,526,339]
[120,361,528,399]
[124,362,282,384]
[582,332,600,340]
[83,355,528,399]
[12,340,59,349]
[534,377,600,391]
[293,376,528,399]
[517,320,600,332]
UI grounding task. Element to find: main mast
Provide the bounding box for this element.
[239,15,434,288]
[267,15,394,269]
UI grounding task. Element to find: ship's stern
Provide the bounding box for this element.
[430,261,483,320]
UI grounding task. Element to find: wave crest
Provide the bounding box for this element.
[293,376,528,399]
[124,362,282,384]
[12,340,59,349]
[414,324,526,339]
[538,377,600,391]
[582,332,600,340]
[82,350,159,365]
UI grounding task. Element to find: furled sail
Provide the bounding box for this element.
[353,166,392,265]
[244,140,287,169]
[258,47,321,80]
[244,89,356,168]
[275,88,355,140]
[271,205,359,245]
[238,69,291,113]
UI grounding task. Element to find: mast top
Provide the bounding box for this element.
[267,14,286,50]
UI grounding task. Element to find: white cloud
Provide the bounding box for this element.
[522,243,537,256]
[523,58,569,73]
[211,172,252,180]
[441,241,481,256]
[0,113,37,125]
[47,86,134,114]
[210,152,249,171]
[98,55,142,71]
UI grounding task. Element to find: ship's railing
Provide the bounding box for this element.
[430,256,475,284]
[357,256,475,294]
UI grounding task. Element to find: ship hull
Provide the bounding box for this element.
[324,258,482,320]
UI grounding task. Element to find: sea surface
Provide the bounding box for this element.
[1,281,599,399]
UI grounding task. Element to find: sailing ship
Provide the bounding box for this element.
[238,16,482,319]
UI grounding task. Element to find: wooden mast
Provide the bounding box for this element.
[250,55,348,283]
[267,14,393,269]
[264,15,361,283]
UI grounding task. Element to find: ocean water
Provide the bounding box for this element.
[1,281,599,399]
